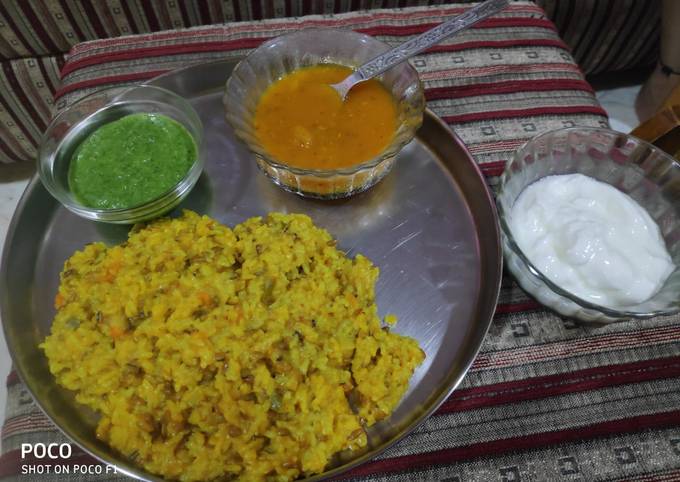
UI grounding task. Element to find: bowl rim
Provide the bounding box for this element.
[38,84,204,217]
[223,27,426,177]
[497,125,680,319]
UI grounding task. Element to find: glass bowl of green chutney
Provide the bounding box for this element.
[38,85,204,224]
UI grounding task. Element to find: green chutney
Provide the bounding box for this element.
[68,113,196,210]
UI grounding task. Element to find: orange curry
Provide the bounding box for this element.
[253,64,398,170]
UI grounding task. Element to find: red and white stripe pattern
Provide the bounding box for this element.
[0,56,63,163]
[0,0,661,164]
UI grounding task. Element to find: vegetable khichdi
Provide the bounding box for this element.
[42,210,424,481]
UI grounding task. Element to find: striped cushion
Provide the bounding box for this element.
[0,0,477,59]
[0,0,660,74]
[0,55,63,163]
[0,0,660,164]
[55,2,609,171]
[542,0,661,75]
[3,4,680,482]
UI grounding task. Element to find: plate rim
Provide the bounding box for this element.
[0,59,502,481]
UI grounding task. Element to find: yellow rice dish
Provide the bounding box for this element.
[42,211,424,481]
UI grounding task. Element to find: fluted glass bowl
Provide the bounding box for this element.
[497,127,680,322]
[223,28,425,199]
[38,85,204,224]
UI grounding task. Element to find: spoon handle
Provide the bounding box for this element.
[354,0,509,81]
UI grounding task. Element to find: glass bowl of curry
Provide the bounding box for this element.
[38,85,204,224]
[224,28,425,199]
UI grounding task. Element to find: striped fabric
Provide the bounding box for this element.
[54,2,609,169]
[2,3,679,482]
[0,0,661,73]
[542,0,661,75]
[0,0,660,164]
[0,0,660,73]
[0,55,63,163]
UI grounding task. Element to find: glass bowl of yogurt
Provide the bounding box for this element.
[497,127,680,322]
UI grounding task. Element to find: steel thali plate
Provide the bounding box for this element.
[0,60,502,481]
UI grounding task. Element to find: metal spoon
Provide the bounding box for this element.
[330,0,510,100]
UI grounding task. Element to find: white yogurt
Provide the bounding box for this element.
[509,173,675,309]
